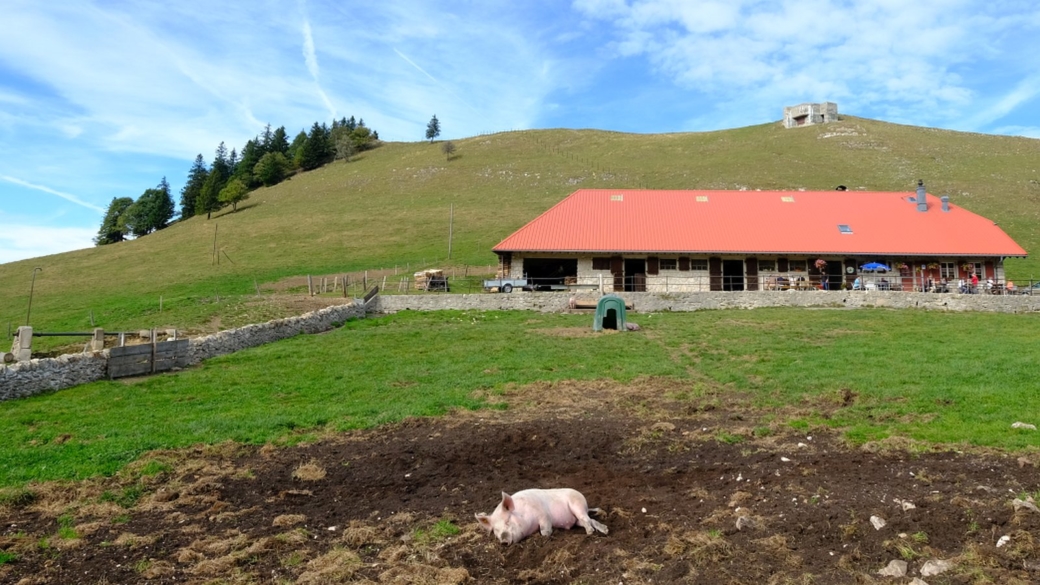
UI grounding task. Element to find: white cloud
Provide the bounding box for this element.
[571,0,1038,129]
[0,224,96,265]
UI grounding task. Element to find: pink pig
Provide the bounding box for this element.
[475,488,608,545]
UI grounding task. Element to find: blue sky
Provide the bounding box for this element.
[2,0,1039,264]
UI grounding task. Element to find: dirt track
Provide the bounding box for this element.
[2,379,1039,584]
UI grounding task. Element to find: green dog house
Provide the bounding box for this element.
[593,295,627,332]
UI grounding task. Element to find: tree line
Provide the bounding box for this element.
[95,116,379,245]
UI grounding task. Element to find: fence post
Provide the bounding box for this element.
[307,275,314,296]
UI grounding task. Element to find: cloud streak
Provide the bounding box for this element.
[1,175,105,214]
[300,16,336,117]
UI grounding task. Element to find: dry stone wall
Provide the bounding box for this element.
[0,302,366,402]
[4,291,1036,402]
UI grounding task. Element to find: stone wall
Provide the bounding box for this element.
[375,290,1040,314]
[4,290,1036,402]
[0,302,366,402]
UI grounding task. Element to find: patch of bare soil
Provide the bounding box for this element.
[3,379,1039,584]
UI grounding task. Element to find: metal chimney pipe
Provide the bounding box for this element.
[941,195,950,212]
[916,180,927,212]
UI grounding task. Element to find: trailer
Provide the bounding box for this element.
[482,278,528,293]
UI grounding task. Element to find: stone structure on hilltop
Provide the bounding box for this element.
[783,102,838,128]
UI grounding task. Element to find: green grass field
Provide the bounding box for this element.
[3,118,1040,351]
[2,308,1038,488]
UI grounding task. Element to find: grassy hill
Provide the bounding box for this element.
[2,117,1039,347]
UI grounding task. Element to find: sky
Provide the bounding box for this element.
[2,0,1040,265]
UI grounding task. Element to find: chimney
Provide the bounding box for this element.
[941,195,950,212]
[916,180,927,212]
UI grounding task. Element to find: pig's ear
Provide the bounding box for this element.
[501,492,515,512]
[475,513,492,531]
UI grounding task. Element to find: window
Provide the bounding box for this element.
[838,224,853,234]
[592,257,610,270]
[940,262,956,280]
[788,259,806,272]
[690,259,708,271]
[659,258,677,271]
[758,260,776,271]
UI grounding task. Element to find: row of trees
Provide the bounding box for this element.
[94,178,176,245]
[95,116,380,245]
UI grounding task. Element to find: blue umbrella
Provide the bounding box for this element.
[859,262,890,272]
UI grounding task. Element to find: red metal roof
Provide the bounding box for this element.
[493,189,1026,257]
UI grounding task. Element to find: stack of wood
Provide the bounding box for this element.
[414,269,444,290]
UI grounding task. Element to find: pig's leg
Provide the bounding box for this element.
[572,505,609,535]
[538,513,555,537]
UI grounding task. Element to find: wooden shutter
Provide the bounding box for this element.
[745,257,759,291]
[709,257,723,291]
[647,256,659,275]
[678,257,690,271]
[610,256,624,291]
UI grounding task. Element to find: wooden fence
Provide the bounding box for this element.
[108,338,189,379]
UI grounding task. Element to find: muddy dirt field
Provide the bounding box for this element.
[2,379,1039,584]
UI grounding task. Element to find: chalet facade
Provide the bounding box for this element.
[491,185,1026,293]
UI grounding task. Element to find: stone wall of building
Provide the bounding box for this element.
[0,302,367,402]
[376,290,1040,314]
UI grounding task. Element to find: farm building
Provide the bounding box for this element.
[491,184,1027,293]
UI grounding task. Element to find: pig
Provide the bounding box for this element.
[475,488,608,545]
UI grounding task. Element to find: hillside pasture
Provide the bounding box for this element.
[3,119,1040,352]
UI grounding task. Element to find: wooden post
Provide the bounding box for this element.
[150,328,157,374]
[382,275,387,290]
[212,223,218,265]
[254,278,260,296]
[89,310,94,327]
[342,275,348,298]
[160,295,163,313]
[448,203,454,259]
[307,275,314,296]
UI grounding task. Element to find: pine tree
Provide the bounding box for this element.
[179,154,208,219]
[235,139,262,189]
[271,126,290,155]
[197,142,231,219]
[426,115,440,142]
[259,124,274,154]
[299,122,332,170]
[150,177,176,230]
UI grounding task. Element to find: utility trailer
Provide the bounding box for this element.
[482,278,529,293]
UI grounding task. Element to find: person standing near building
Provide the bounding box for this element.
[971,272,979,294]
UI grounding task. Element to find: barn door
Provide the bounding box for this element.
[611,256,624,292]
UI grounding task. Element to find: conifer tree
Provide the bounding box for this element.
[196,142,231,219]
[270,126,290,155]
[180,154,208,219]
[426,115,440,142]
